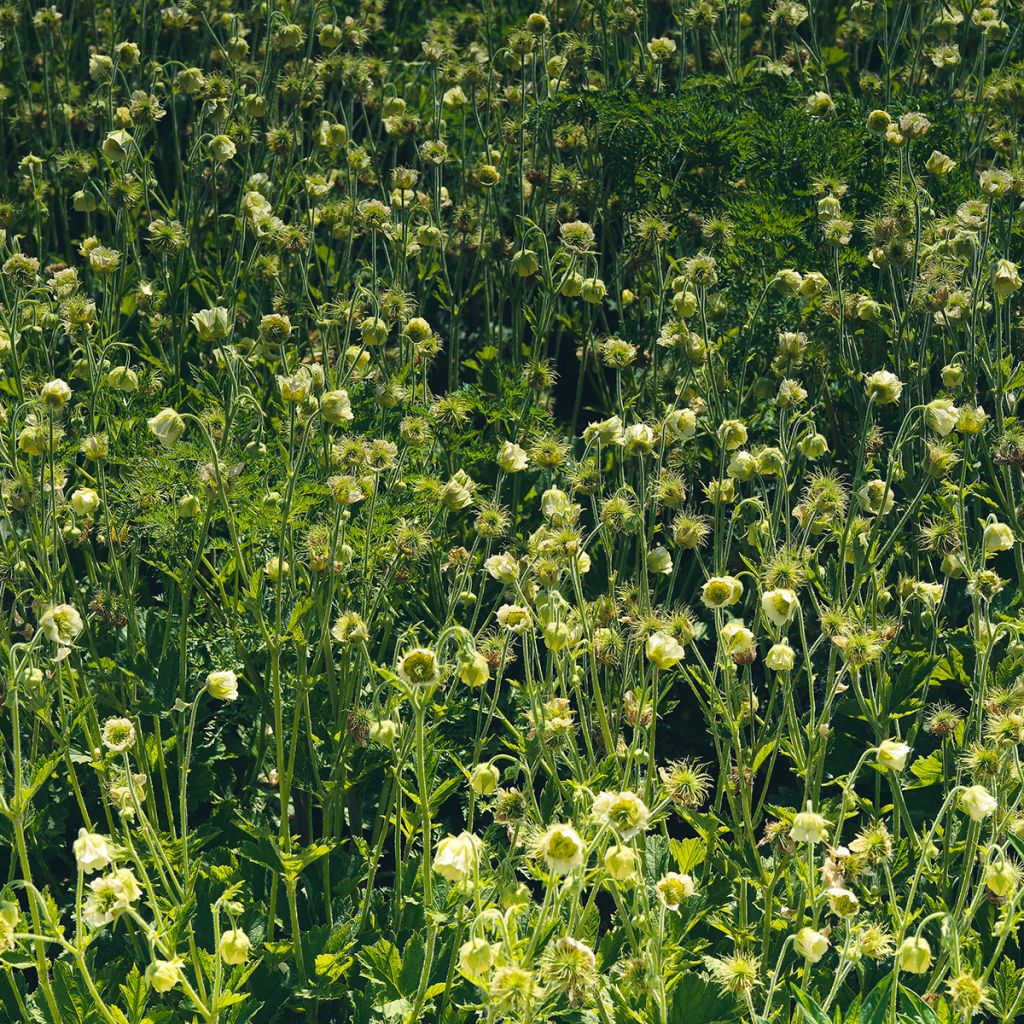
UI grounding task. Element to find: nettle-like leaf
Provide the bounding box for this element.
[117,965,148,1024]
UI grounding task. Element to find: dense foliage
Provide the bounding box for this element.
[0,0,1023,1022]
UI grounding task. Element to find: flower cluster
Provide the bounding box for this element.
[0,1,1021,1023]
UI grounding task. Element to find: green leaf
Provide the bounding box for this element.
[670,837,706,874]
[791,986,831,1024]
[861,975,894,1024]
[906,750,945,789]
[315,950,355,985]
[43,961,102,1024]
[988,955,1024,1021]
[900,986,938,1024]
[358,938,405,998]
[24,754,64,802]
[278,841,335,882]
[667,972,742,1023]
[118,965,148,1024]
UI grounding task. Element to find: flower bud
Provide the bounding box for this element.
[434,832,484,882]
[146,959,182,993]
[665,408,697,441]
[560,272,583,297]
[766,641,795,672]
[757,448,786,475]
[71,487,101,517]
[357,315,389,349]
[459,650,490,688]
[219,928,251,965]
[647,546,673,575]
[470,762,500,796]
[866,109,891,133]
[797,432,828,459]
[442,470,475,510]
[73,829,112,874]
[941,363,964,387]
[993,259,1022,297]
[148,408,185,448]
[721,620,755,660]
[497,441,529,472]
[510,249,539,278]
[790,802,827,844]
[795,927,829,963]
[459,936,499,977]
[717,419,748,450]
[877,739,910,771]
[366,718,397,746]
[924,399,959,436]
[603,844,636,881]
[897,936,931,974]
[645,631,685,669]
[960,785,997,821]
[206,670,238,701]
[982,517,1014,554]
[264,556,289,581]
[799,271,828,298]
[955,405,986,434]
[320,389,353,424]
[106,366,139,392]
[90,53,114,80]
[102,130,134,162]
[727,450,756,481]
[857,479,894,516]
[179,493,201,518]
[865,369,903,404]
[925,150,956,177]
[984,859,1020,898]
[580,277,606,303]
[41,378,72,408]
[773,268,803,295]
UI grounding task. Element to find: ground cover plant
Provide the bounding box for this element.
[0,0,1022,1021]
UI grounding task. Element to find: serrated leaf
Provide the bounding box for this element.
[906,750,945,789]
[119,965,148,1024]
[667,971,741,1023]
[670,837,706,874]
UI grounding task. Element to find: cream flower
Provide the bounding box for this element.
[701,575,743,608]
[761,588,799,627]
[433,832,484,883]
[877,739,910,772]
[39,604,84,646]
[795,927,829,963]
[148,408,185,448]
[646,631,685,669]
[655,872,695,909]
[790,803,828,844]
[959,785,997,821]
[73,829,112,874]
[590,791,650,840]
[537,824,584,875]
[206,670,239,701]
